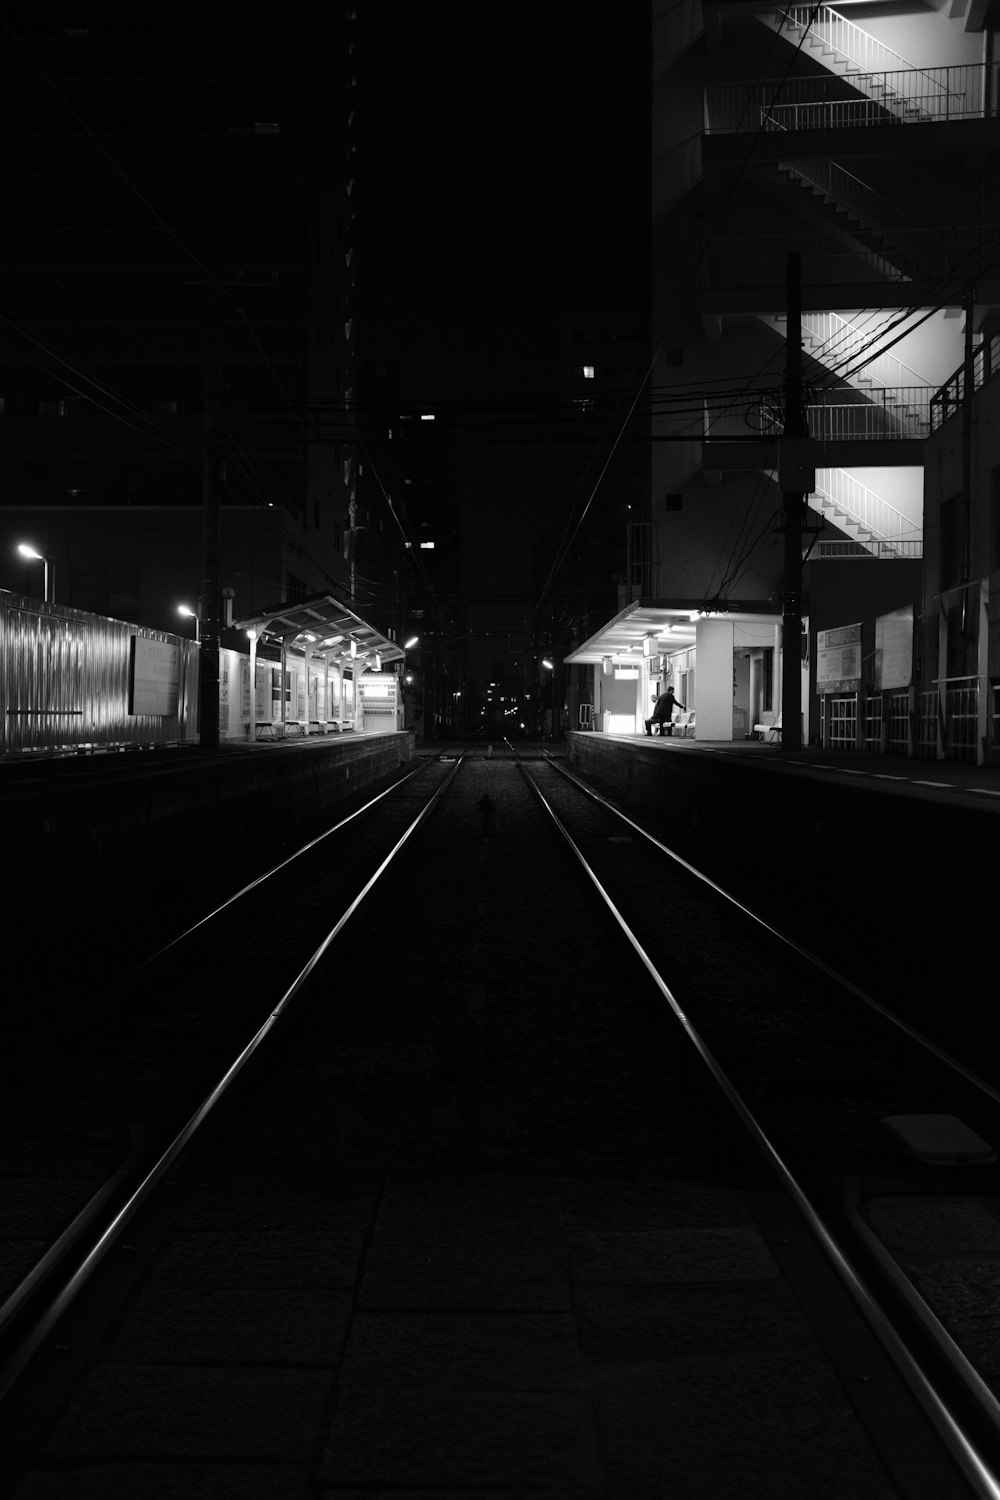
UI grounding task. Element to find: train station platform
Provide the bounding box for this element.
[567,729,1000,814]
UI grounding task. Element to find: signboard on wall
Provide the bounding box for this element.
[874,606,913,690]
[128,636,179,716]
[816,622,862,695]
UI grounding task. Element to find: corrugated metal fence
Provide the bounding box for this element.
[1,592,199,757]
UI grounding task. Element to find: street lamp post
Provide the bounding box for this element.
[177,604,201,643]
[17,543,54,603]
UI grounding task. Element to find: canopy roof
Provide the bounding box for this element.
[564,599,781,665]
[234,592,405,665]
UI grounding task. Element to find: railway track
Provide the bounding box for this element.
[2,742,999,1497]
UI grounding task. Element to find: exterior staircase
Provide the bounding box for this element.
[767,466,923,555]
[758,158,926,282]
[763,309,932,436]
[761,6,960,123]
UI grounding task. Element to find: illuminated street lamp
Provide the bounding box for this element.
[16,542,54,603]
[177,604,201,643]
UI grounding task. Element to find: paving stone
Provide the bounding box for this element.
[100,1288,353,1364]
[148,1230,363,1288]
[14,1462,307,1499]
[591,1355,898,1500]
[319,1388,602,1489]
[570,1226,780,1283]
[42,1366,332,1461]
[372,1172,564,1237]
[1,1178,104,1238]
[559,1176,755,1229]
[359,1238,570,1309]
[864,1196,1000,1258]
[576,1280,818,1360]
[910,1258,1000,1384]
[340,1311,585,1389]
[321,1491,602,1498]
[175,1171,380,1231]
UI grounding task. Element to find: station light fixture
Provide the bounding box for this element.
[177,603,200,642]
[16,541,54,603]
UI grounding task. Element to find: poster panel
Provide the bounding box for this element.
[129,636,179,716]
[874,607,913,691]
[816,622,862,695]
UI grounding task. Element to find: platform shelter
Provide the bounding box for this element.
[234,593,405,741]
[565,599,798,742]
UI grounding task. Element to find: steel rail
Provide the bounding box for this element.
[98,759,432,999]
[517,756,1000,1500]
[0,754,464,1405]
[541,750,1000,1114]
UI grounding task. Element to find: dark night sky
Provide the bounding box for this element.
[356,6,649,671]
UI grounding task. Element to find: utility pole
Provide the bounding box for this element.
[779,252,812,753]
[198,316,223,750]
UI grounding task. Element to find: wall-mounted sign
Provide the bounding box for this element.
[875,606,913,691]
[128,636,179,716]
[815,622,862,695]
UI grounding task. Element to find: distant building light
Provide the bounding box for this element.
[420,412,436,421]
[419,541,435,549]
[582,365,595,379]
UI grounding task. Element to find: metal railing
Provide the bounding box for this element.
[863,694,882,751]
[778,4,951,88]
[812,539,923,559]
[708,387,932,440]
[806,388,932,440]
[813,468,921,546]
[798,309,929,394]
[930,338,1000,430]
[915,689,939,757]
[885,691,911,755]
[706,65,993,133]
[943,677,980,763]
[822,694,858,750]
[704,226,1000,290]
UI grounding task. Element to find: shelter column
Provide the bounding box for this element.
[246,628,258,741]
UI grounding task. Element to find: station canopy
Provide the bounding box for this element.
[234,592,405,666]
[564,599,781,665]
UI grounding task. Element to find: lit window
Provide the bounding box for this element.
[582,365,595,379]
[419,541,435,549]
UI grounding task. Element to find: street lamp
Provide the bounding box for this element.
[17,542,54,603]
[177,604,201,643]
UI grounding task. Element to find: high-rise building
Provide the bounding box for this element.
[570,1,1000,749]
[0,5,381,637]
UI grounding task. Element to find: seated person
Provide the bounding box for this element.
[644,685,684,736]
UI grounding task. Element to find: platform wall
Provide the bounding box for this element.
[566,731,988,1052]
[7,734,416,932]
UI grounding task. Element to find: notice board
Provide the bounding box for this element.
[815,622,862,695]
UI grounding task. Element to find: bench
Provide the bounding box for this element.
[674,710,696,738]
[753,714,782,743]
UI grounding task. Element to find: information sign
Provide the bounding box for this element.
[816,622,862,695]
